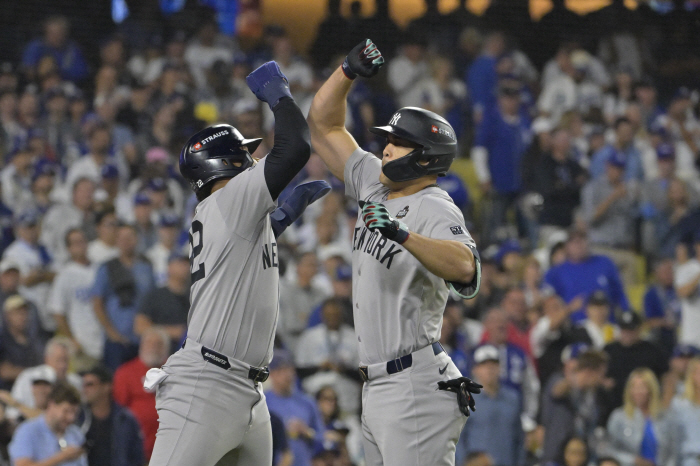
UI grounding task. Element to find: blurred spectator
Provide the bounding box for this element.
[87,206,119,265]
[309,0,351,70]
[578,290,619,350]
[184,20,236,91]
[65,122,124,190]
[271,410,293,466]
[463,451,494,466]
[467,31,505,123]
[472,78,532,244]
[540,349,609,463]
[266,350,325,466]
[1,147,35,225]
[603,312,668,420]
[271,32,313,101]
[0,368,51,420]
[544,227,629,323]
[0,295,43,389]
[78,365,144,466]
[315,385,361,465]
[29,161,58,215]
[3,209,55,333]
[440,300,472,375]
[655,88,700,183]
[661,345,699,409]
[589,117,644,183]
[605,368,673,466]
[21,16,88,84]
[387,35,429,109]
[132,193,157,254]
[603,69,636,125]
[644,258,680,353]
[496,287,532,356]
[40,177,95,265]
[113,327,169,461]
[0,258,41,335]
[674,239,700,348]
[670,357,700,466]
[91,223,154,371]
[457,344,524,466]
[48,228,103,370]
[134,254,189,354]
[8,382,86,466]
[145,214,183,287]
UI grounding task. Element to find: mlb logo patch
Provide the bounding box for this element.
[450,225,464,235]
[431,125,438,133]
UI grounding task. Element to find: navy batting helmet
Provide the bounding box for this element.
[179,124,262,197]
[369,107,457,182]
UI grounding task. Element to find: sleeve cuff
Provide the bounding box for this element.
[449,247,481,300]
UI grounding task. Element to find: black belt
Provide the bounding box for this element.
[358,342,445,382]
[198,343,270,383]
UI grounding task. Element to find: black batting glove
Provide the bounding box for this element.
[437,377,483,417]
[361,202,410,244]
[342,39,385,80]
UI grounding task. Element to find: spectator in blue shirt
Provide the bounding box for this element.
[472,77,533,244]
[544,227,629,323]
[21,16,89,84]
[644,258,681,354]
[91,224,154,371]
[466,32,506,123]
[457,344,524,466]
[9,382,87,466]
[266,350,325,466]
[589,117,644,182]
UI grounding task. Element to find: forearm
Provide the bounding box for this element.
[0,362,24,382]
[308,67,353,134]
[591,195,616,224]
[53,315,74,339]
[402,234,475,283]
[93,298,118,335]
[162,324,186,341]
[677,273,700,298]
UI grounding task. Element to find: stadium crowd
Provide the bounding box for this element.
[0,0,699,465]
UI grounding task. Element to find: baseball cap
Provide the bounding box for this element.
[656,142,675,161]
[15,209,41,227]
[32,160,57,183]
[3,295,27,312]
[531,117,553,134]
[473,344,500,365]
[100,164,119,179]
[570,49,591,71]
[146,147,169,164]
[494,239,522,265]
[31,366,56,385]
[672,87,691,102]
[134,192,151,206]
[148,177,168,192]
[607,150,626,169]
[561,342,590,363]
[587,290,610,306]
[589,124,606,137]
[79,365,113,383]
[269,350,295,370]
[648,120,667,137]
[0,259,20,274]
[618,311,642,330]
[159,214,180,228]
[335,263,352,281]
[672,344,700,358]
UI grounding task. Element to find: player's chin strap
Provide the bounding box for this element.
[448,252,481,300]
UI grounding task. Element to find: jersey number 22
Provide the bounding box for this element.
[189,220,206,284]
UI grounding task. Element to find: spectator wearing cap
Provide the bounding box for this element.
[8,382,87,466]
[65,123,123,192]
[643,258,680,353]
[184,20,237,91]
[603,312,668,420]
[134,255,189,354]
[40,177,96,266]
[544,227,629,323]
[589,118,644,183]
[78,365,144,466]
[605,368,673,466]
[1,145,35,211]
[387,34,430,109]
[472,76,532,245]
[0,258,41,333]
[29,160,58,215]
[0,295,44,389]
[457,344,524,466]
[675,238,700,349]
[266,350,325,466]
[0,364,52,421]
[669,356,700,466]
[466,32,506,123]
[315,385,362,465]
[655,88,700,182]
[87,207,119,265]
[661,345,700,409]
[3,209,56,333]
[144,177,175,224]
[306,262,354,329]
[48,228,103,370]
[113,328,169,460]
[527,126,588,241]
[97,164,132,222]
[146,214,184,287]
[21,15,88,83]
[132,193,158,254]
[530,295,592,387]
[493,239,524,289]
[295,298,359,414]
[540,349,609,463]
[634,79,663,131]
[578,290,620,350]
[11,337,82,417]
[39,86,73,162]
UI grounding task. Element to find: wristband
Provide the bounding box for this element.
[341,58,357,80]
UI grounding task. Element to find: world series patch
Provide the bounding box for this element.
[396,206,409,219]
[450,225,464,235]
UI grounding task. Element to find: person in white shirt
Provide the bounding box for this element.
[675,238,700,348]
[0,145,34,212]
[145,214,183,287]
[387,36,430,109]
[87,207,119,265]
[64,122,126,191]
[577,290,620,349]
[3,210,55,333]
[184,20,237,90]
[272,32,313,100]
[48,228,103,370]
[40,177,95,266]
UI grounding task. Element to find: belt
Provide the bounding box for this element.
[359,342,445,382]
[184,339,270,383]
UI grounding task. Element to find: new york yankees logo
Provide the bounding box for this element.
[389,112,401,126]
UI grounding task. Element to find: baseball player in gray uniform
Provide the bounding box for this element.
[146,62,326,466]
[307,40,483,466]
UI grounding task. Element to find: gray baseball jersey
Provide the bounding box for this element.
[344,148,477,366]
[185,157,279,368]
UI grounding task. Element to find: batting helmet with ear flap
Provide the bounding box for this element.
[179,124,262,195]
[369,107,458,182]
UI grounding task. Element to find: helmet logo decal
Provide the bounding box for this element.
[389,112,402,126]
[431,125,438,133]
[193,142,202,150]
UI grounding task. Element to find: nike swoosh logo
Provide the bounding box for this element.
[439,363,449,375]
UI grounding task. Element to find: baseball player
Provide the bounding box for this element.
[307,40,483,466]
[147,61,324,466]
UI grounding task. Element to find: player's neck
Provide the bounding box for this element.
[210,178,230,195]
[387,177,438,200]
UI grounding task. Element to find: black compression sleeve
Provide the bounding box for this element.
[263,97,311,201]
